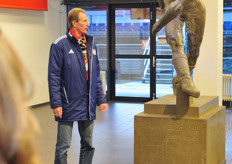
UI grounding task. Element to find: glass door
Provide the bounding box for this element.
[155,8,181,98]
[110,4,154,101]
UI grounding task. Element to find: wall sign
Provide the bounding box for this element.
[0,0,48,11]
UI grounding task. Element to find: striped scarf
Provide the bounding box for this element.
[69,29,88,80]
[78,37,88,80]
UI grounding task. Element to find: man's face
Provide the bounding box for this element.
[75,12,89,35]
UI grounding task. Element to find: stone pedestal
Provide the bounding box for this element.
[134,95,226,164]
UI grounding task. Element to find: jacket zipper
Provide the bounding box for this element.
[63,87,69,104]
[88,37,94,120]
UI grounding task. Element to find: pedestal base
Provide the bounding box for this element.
[134,95,225,164]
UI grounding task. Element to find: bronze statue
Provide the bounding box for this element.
[152,0,206,98]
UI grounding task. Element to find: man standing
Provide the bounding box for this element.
[48,8,108,164]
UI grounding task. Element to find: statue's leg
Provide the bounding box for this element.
[186,33,202,72]
[185,4,206,71]
[172,75,178,95]
[166,18,200,98]
[165,18,183,95]
[173,54,200,98]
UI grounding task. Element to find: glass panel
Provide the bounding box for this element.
[68,5,108,93]
[155,8,172,56]
[115,8,150,55]
[115,58,150,97]
[223,9,232,74]
[155,8,173,98]
[156,59,175,98]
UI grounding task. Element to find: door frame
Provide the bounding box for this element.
[108,3,157,101]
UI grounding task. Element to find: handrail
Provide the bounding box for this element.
[142,37,150,79]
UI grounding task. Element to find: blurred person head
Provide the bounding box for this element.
[0,29,40,164]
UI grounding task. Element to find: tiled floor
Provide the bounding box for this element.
[32,101,232,164]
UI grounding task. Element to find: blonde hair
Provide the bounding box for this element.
[0,30,40,164]
[68,8,86,28]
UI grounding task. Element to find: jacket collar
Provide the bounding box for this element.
[67,29,93,43]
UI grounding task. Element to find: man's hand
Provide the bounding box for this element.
[53,107,63,118]
[99,103,108,113]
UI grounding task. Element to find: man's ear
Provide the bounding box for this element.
[72,20,77,27]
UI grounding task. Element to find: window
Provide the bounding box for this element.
[223,2,232,74]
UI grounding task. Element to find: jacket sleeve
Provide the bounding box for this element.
[48,43,63,109]
[95,45,107,105]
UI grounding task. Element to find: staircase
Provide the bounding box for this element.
[142,42,174,84]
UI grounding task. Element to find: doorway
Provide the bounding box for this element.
[109,4,173,101]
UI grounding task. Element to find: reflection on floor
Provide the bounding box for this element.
[115,81,173,98]
[32,101,232,164]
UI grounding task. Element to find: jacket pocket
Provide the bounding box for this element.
[63,87,69,104]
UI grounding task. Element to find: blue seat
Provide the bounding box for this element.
[224,21,232,30]
[98,23,106,31]
[132,23,141,31]
[141,23,150,31]
[124,23,133,31]
[115,23,124,31]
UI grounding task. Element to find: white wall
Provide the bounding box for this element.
[193,0,223,105]
[0,0,67,106]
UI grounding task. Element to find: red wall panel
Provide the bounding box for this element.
[0,0,47,11]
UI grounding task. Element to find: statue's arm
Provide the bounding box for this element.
[152,0,183,35]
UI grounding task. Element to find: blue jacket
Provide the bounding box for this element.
[48,31,106,121]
